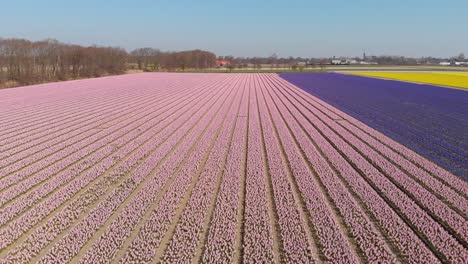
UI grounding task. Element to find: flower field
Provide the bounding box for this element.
[0,73,466,263]
[280,72,468,179]
[345,71,468,89]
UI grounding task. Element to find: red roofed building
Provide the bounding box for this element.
[216,60,231,67]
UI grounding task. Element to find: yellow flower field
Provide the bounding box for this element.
[347,72,468,89]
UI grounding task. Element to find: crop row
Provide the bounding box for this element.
[270,74,467,262]
[0,77,222,229]
[279,73,468,178]
[0,73,466,263]
[0,74,232,262]
[38,75,239,263]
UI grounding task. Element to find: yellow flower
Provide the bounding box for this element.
[346,72,468,89]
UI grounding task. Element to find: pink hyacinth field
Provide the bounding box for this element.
[0,73,466,263]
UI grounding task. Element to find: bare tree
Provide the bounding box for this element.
[0,38,127,87]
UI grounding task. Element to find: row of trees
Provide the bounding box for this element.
[219,53,467,67]
[357,54,465,65]
[1,37,465,87]
[0,38,217,87]
[128,48,217,71]
[219,54,316,66]
[0,38,127,86]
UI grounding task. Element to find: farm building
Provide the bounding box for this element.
[216,60,231,67]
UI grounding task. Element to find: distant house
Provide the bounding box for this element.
[331,59,359,65]
[331,59,344,65]
[216,60,231,67]
[440,61,467,66]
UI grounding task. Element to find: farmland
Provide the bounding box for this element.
[0,73,467,263]
[281,72,468,179]
[345,71,468,89]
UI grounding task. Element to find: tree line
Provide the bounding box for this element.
[0,38,127,87]
[219,53,467,67]
[129,48,217,71]
[0,38,217,88]
[1,37,465,88]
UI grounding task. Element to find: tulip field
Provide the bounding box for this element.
[281,72,468,179]
[346,71,468,89]
[0,73,466,263]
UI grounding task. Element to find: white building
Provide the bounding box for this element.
[331,59,360,65]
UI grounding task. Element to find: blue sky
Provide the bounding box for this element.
[1,0,467,57]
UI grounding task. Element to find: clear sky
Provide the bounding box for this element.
[1,0,467,58]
